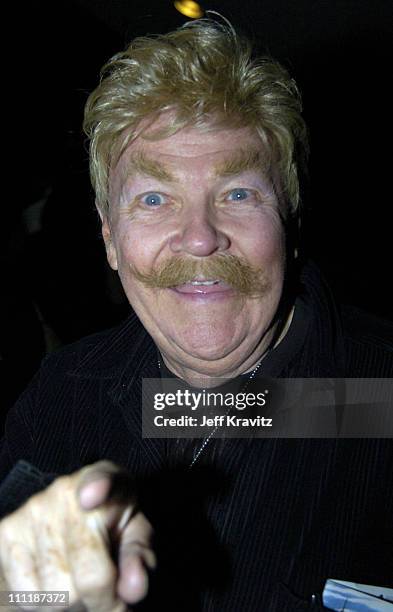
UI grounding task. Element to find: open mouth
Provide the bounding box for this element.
[171,278,233,295]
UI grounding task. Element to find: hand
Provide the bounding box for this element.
[0,461,156,611]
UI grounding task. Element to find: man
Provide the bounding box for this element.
[0,18,392,612]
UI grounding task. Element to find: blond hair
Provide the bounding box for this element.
[83,18,308,216]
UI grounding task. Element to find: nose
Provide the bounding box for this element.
[169,207,230,257]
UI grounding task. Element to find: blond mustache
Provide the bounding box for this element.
[131,254,271,297]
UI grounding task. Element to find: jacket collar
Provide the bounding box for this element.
[68,312,164,471]
[68,312,156,380]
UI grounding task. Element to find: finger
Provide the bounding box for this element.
[0,510,39,592]
[118,555,149,604]
[79,477,113,510]
[69,462,139,610]
[37,469,126,610]
[117,512,156,604]
[77,461,124,510]
[65,499,126,612]
[31,483,78,599]
[77,464,138,540]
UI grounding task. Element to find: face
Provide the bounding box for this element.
[103,120,286,380]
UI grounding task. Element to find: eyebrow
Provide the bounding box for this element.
[123,147,270,185]
[125,152,176,183]
[214,148,271,178]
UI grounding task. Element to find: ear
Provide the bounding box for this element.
[99,210,118,271]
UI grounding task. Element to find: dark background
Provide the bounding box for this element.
[1,0,392,419]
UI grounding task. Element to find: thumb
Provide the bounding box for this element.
[77,461,136,510]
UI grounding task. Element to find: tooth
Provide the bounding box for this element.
[190,280,219,286]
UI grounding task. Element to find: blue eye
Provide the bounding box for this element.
[142,193,164,207]
[227,188,251,201]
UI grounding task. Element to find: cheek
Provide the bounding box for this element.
[113,223,162,274]
[110,222,138,271]
[245,217,285,269]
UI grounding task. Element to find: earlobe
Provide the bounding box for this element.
[101,217,118,271]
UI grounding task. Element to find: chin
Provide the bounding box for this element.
[172,324,244,362]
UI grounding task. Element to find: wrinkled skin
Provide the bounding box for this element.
[0,462,156,611]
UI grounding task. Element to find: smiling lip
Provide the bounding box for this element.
[171,279,234,297]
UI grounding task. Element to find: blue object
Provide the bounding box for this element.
[323,580,393,611]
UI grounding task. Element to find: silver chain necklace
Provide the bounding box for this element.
[157,355,265,467]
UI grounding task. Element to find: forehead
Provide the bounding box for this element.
[140,124,263,157]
